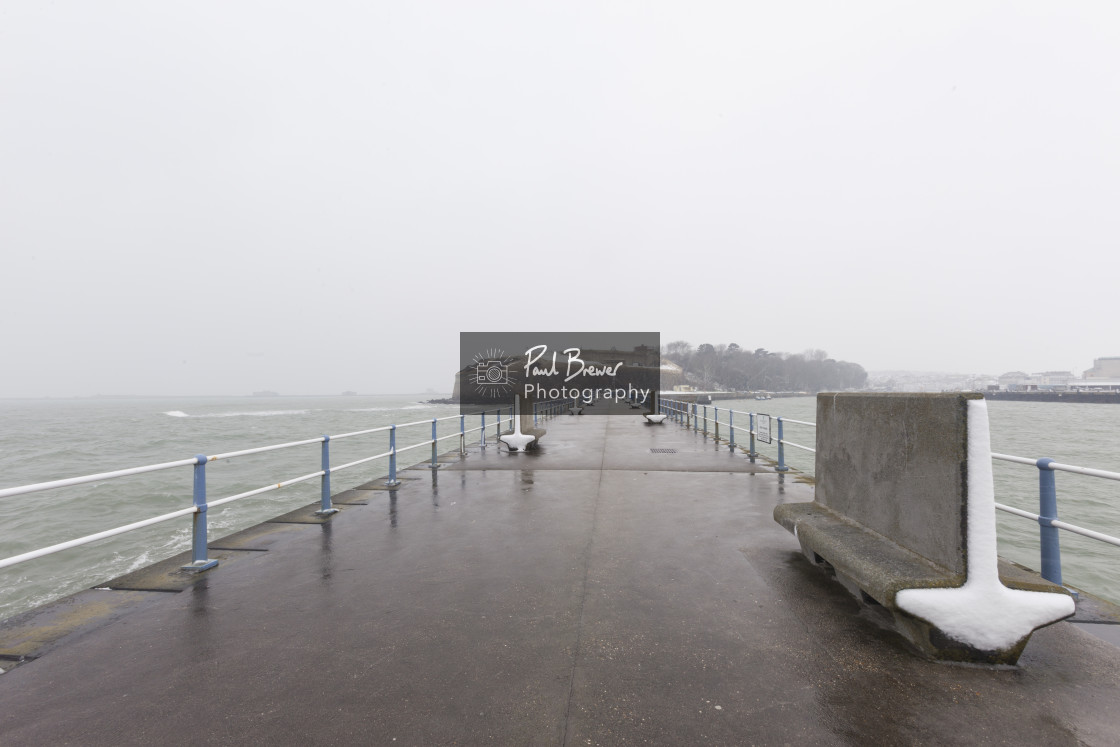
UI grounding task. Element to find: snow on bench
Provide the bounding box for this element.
[773,393,1074,664]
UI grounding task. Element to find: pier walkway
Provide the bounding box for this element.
[3,414,1120,744]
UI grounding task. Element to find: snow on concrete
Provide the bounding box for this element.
[895,399,1075,651]
[499,396,536,452]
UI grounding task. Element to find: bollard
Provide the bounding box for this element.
[182,455,218,571]
[728,410,736,451]
[776,417,789,472]
[316,436,339,516]
[388,425,401,486]
[1037,458,1063,585]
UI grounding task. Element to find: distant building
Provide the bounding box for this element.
[1084,357,1120,379]
[1070,378,1120,392]
[1035,371,1074,389]
[997,372,1030,391]
[659,360,684,390]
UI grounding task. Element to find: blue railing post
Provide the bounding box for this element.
[776,417,789,472]
[316,435,339,516]
[431,418,438,467]
[387,425,401,486]
[728,410,736,451]
[749,413,757,458]
[182,455,218,571]
[703,405,708,435]
[1037,458,1063,585]
[481,411,486,449]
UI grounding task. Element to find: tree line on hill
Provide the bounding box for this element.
[662,341,868,393]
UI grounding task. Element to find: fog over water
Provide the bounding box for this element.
[2,2,1117,397]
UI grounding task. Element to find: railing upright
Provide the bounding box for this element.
[387,426,401,486]
[749,413,757,458]
[714,406,719,440]
[776,417,789,472]
[317,436,338,516]
[481,411,486,449]
[460,415,466,455]
[1037,458,1063,585]
[431,418,439,468]
[728,410,735,451]
[183,455,218,571]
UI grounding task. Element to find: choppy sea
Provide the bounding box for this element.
[1,394,1118,621]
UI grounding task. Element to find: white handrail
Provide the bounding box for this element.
[0,506,198,570]
[996,503,1120,548]
[209,438,325,462]
[0,457,201,500]
[207,470,325,510]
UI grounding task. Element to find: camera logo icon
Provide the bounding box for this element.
[469,348,517,399]
[477,360,510,386]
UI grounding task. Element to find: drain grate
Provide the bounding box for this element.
[650,448,678,453]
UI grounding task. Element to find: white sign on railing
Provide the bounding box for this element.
[756,414,772,444]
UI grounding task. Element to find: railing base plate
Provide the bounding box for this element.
[180,559,219,572]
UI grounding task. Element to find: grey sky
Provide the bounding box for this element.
[2,2,1117,396]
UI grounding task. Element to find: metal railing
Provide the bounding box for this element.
[660,397,815,473]
[991,454,1120,586]
[0,404,569,574]
[660,396,1120,590]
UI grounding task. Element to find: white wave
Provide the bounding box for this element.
[163,410,190,417]
[347,407,390,412]
[206,410,310,418]
[402,404,433,410]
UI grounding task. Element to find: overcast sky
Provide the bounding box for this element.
[2,1,1117,396]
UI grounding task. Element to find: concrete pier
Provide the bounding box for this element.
[2,414,1120,744]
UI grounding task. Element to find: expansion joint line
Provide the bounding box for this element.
[560,421,608,746]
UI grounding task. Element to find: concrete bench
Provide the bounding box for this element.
[499,395,545,452]
[773,393,1074,664]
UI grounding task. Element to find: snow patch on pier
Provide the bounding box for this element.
[896,399,1075,650]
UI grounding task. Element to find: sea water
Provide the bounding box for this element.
[1,394,1118,621]
[0,395,469,621]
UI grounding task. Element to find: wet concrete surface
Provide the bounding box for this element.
[2,414,1119,745]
